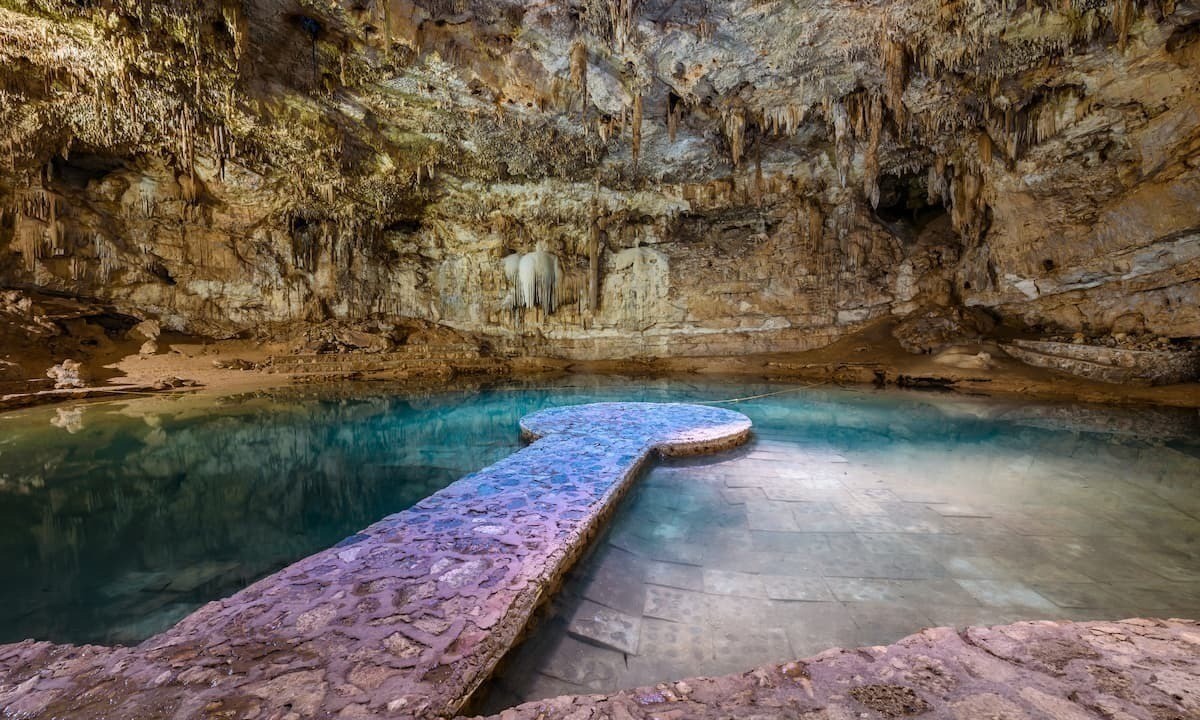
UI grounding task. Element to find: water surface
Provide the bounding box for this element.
[1,379,1197,676]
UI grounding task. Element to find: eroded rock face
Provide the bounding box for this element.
[0,0,1198,357]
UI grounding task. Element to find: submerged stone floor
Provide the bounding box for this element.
[474,618,1200,720]
[484,420,1200,706]
[0,402,752,719]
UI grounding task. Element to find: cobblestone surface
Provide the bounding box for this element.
[0,403,751,719]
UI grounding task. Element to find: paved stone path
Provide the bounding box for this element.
[0,403,752,719]
[474,618,1200,720]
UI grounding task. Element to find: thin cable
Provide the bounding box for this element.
[693,381,827,405]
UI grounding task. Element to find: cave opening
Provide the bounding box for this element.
[873,169,945,230]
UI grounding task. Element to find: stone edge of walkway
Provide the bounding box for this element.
[471,617,1200,720]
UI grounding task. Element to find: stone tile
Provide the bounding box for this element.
[819,550,947,580]
[1028,583,1125,610]
[705,596,781,628]
[776,601,860,658]
[686,528,754,552]
[790,511,855,532]
[999,561,1095,584]
[710,626,793,675]
[939,555,1013,579]
[703,570,767,597]
[749,530,831,554]
[846,487,902,503]
[1102,582,1200,613]
[834,499,887,515]
[922,605,1025,630]
[643,584,708,624]
[852,532,927,554]
[939,517,1014,535]
[566,600,641,655]
[844,602,931,647]
[954,580,1058,611]
[928,504,993,518]
[642,543,707,567]
[745,501,800,531]
[721,487,766,505]
[576,547,647,617]
[538,635,626,690]
[644,561,704,591]
[636,618,713,667]
[761,484,840,502]
[825,578,978,606]
[739,551,826,576]
[762,575,832,602]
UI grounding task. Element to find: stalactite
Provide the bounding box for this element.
[830,101,851,188]
[882,35,909,127]
[950,167,985,239]
[1112,0,1135,50]
[760,104,807,137]
[928,156,949,205]
[570,41,588,123]
[175,106,197,182]
[978,130,994,166]
[631,93,643,170]
[863,93,884,208]
[613,0,638,50]
[588,180,601,313]
[518,245,561,313]
[95,234,121,283]
[178,173,201,206]
[12,187,66,270]
[723,106,747,166]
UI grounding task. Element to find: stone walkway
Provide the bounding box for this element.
[0,403,751,719]
[474,618,1200,720]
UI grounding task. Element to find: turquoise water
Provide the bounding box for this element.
[478,383,1200,708]
[0,379,1197,657]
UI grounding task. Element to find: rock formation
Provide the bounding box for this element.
[0,0,1197,360]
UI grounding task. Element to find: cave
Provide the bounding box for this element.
[1,0,1198,717]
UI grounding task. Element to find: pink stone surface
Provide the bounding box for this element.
[473,618,1200,720]
[0,402,751,719]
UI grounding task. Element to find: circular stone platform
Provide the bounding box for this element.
[520,402,753,456]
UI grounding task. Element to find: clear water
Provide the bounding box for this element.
[0,381,1197,680]
[0,377,789,646]
[477,384,1200,710]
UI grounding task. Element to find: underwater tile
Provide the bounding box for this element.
[702,569,767,598]
[745,501,800,531]
[710,626,793,674]
[643,584,708,624]
[644,560,705,592]
[844,602,931,647]
[538,635,626,690]
[566,600,641,655]
[954,580,1058,611]
[762,575,832,602]
[636,617,713,666]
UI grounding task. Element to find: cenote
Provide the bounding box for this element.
[2,379,1198,705]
